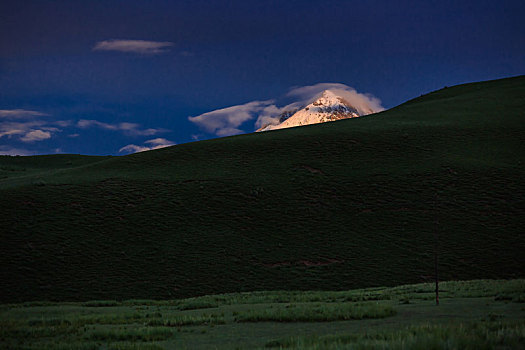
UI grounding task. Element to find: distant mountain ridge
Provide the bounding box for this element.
[257,90,372,131]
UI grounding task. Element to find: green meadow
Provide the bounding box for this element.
[1,280,524,349]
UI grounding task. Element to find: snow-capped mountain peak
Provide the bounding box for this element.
[257,89,367,132]
[312,89,347,106]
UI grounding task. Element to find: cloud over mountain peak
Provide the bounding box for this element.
[189,83,384,136]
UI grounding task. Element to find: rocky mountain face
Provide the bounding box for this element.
[257,90,369,132]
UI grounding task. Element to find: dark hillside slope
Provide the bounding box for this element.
[1,76,524,302]
[0,154,109,185]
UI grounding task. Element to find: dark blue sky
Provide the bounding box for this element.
[1,0,524,155]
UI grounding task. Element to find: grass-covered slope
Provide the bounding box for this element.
[1,76,524,302]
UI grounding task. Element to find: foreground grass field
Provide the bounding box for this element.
[1,280,524,349]
[0,76,524,302]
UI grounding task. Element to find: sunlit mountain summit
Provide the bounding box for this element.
[257,90,374,131]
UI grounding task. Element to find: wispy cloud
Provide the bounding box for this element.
[285,83,384,115]
[144,138,174,146]
[0,146,35,156]
[119,138,175,154]
[0,109,65,142]
[190,83,384,136]
[93,39,174,54]
[0,109,50,119]
[20,130,51,142]
[256,83,384,129]
[0,119,62,142]
[0,120,44,138]
[1,108,171,154]
[77,119,168,136]
[188,100,273,137]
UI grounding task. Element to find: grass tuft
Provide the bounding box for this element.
[85,326,173,342]
[146,313,225,327]
[265,321,525,349]
[82,300,121,307]
[234,302,396,323]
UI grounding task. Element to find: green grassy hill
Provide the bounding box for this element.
[1,76,524,302]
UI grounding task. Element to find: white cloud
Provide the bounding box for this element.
[255,83,384,129]
[0,109,50,119]
[144,138,172,146]
[0,107,171,153]
[41,126,60,132]
[286,83,384,115]
[253,103,302,130]
[93,39,174,54]
[77,119,118,130]
[0,146,35,156]
[188,100,274,137]
[118,144,153,153]
[54,120,73,127]
[189,83,384,136]
[77,119,168,136]
[0,120,47,138]
[0,109,65,143]
[20,130,51,142]
[119,138,175,154]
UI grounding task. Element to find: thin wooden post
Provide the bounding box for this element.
[434,193,439,306]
